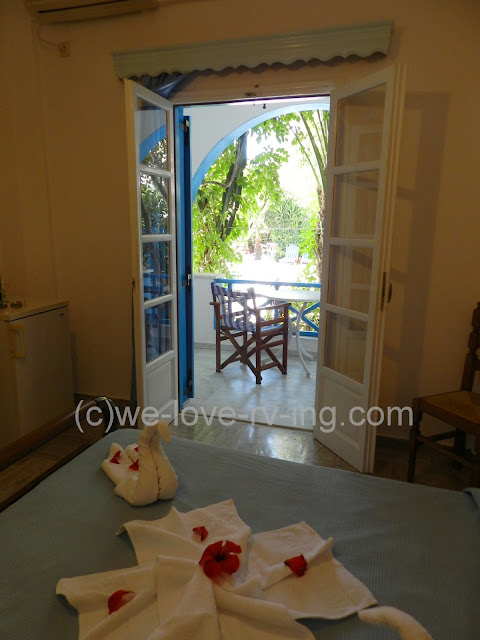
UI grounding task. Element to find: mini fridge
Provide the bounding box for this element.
[0,299,74,448]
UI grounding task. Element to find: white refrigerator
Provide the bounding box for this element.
[0,299,74,448]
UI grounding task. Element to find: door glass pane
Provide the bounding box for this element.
[137,98,168,169]
[327,246,372,313]
[141,173,169,234]
[324,311,367,383]
[145,301,172,362]
[331,171,378,239]
[335,84,386,165]
[143,242,170,301]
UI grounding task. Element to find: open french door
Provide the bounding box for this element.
[125,80,178,421]
[314,66,406,472]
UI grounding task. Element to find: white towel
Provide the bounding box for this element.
[246,523,376,619]
[359,606,434,640]
[100,421,178,506]
[124,443,139,462]
[100,444,132,486]
[57,500,377,640]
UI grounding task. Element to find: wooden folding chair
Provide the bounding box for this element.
[407,302,480,486]
[210,283,289,384]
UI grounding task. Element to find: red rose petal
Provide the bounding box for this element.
[224,540,242,554]
[193,526,209,541]
[202,557,224,579]
[284,554,308,577]
[109,450,121,464]
[199,540,242,580]
[220,553,240,575]
[199,540,223,565]
[129,459,139,471]
[108,590,135,614]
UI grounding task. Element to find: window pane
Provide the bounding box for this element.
[143,242,170,301]
[331,171,378,239]
[141,173,169,234]
[335,84,386,165]
[145,302,172,362]
[137,98,168,169]
[327,246,373,314]
[324,311,367,383]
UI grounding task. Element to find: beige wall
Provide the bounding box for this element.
[0,2,57,299]
[0,0,479,423]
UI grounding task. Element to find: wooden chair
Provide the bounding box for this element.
[407,302,480,486]
[210,283,289,384]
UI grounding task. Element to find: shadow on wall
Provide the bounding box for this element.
[381,91,450,429]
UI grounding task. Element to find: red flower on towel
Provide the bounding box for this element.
[193,525,209,541]
[108,590,135,614]
[284,554,308,577]
[199,540,241,579]
[109,450,121,464]
[129,459,139,471]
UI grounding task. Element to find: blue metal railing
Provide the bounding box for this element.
[214,278,321,337]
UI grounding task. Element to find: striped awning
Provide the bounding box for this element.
[113,21,392,79]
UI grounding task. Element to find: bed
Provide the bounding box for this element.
[0,429,478,639]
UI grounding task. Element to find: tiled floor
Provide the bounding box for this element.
[185,347,317,429]
[170,417,471,491]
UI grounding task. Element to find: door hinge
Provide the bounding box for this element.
[182,271,192,290]
[181,117,190,145]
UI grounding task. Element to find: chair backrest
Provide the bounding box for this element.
[211,284,256,332]
[284,244,299,260]
[461,302,480,390]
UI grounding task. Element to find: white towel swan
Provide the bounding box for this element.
[101,420,178,506]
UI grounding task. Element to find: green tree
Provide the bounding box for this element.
[193,134,248,274]
[193,128,288,274]
[139,142,170,275]
[294,110,329,282]
[264,195,313,257]
[192,109,329,279]
[242,109,329,281]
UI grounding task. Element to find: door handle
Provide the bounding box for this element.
[182,272,192,290]
[8,324,25,358]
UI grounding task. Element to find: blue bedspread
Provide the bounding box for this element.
[0,431,478,639]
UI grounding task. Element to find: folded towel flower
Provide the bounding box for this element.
[100,420,178,506]
[57,500,379,640]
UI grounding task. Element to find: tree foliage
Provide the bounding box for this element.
[192,108,329,280]
[193,127,288,274]
[264,195,311,257]
[139,142,170,274]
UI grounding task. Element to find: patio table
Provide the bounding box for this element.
[265,289,320,376]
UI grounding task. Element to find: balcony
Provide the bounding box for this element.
[188,274,320,430]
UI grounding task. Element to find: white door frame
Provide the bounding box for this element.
[125,80,178,423]
[314,65,406,472]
